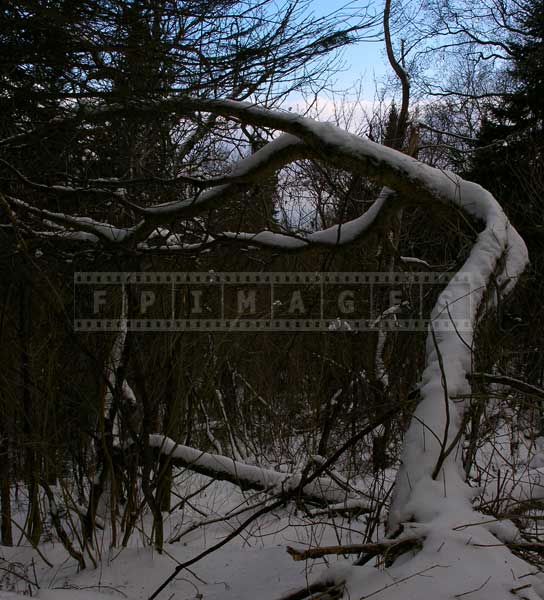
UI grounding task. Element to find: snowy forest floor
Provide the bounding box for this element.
[3,401,544,600]
[0,472,368,600]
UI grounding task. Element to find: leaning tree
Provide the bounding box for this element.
[2,88,540,597]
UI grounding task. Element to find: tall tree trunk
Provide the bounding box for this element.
[0,284,13,546]
[0,428,12,546]
[157,365,174,513]
[19,281,41,547]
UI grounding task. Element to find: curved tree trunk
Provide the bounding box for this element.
[4,96,533,599]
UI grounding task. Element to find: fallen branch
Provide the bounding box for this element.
[467,373,544,400]
[286,536,423,561]
[150,408,396,507]
[149,436,350,505]
[506,541,544,553]
[308,499,371,518]
[149,411,397,600]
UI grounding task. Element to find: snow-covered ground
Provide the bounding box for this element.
[0,471,367,600]
[3,404,544,600]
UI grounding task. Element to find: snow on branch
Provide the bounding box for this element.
[5,95,526,265]
[16,178,395,256]
[5,195,133,243]
[138,188,398,252]
[468,372,544,400]
[138,134,308,219]
[149,435,354,505]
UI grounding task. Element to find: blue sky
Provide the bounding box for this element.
[310,0,389,96]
